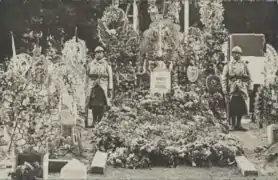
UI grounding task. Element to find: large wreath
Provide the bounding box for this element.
[97,5,129,48]
[265,44,278,85]
[101,6,127,28]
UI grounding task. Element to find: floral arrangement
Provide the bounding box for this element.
[264,44,278,85]
[166,0,181,24]
[142,0,183,63]
[254,44,278,123]
[97,5,140,95]
[198,0,228,66]
[0,54,59,153]
[8,54,33,76]
[141,19,183,60]
[91,90,241,168]
[58,36,88,112]
[101,6,127,29]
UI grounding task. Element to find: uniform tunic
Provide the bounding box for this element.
[86,58,113,107]
[221,58,252,115]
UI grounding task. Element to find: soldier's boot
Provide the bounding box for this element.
[92,110,98,128]
[84,108,89,128]
[235,115,247,131]
[96,106,105,124]
[229,116,236,131]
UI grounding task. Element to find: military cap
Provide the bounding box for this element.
[94,46,104,52]
[231,46,242,54]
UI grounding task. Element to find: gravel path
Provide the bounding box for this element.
[230,118,278,176]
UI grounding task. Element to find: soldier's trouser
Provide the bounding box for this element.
[91,105,105,125]
[231,115,242,128]
[84,106,105,127]
[230,95,247,127]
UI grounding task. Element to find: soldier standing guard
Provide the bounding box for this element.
[85,46,113,128]
[222,46,252,131]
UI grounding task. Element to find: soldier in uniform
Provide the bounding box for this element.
[222,46,252,131]
[85,46,113,128]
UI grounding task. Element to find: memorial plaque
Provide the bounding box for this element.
[187,65,199,82]
[150,67,171,97]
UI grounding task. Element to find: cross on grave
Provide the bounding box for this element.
[60,158,87,179]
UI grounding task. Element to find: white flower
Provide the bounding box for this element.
[108,29,117,35]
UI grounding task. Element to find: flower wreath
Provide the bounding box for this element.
[8,53,33,76]
[101,6,127,29]
[62,37,88,65]
[265,44,278,85]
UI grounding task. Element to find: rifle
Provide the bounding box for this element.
[224,63,230,126]
[225,92,230,126]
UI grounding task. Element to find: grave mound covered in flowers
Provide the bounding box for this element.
[91,88,242,169]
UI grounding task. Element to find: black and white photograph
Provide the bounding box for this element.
[0,0,278,179]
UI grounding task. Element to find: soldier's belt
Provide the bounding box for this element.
[229,76,250,81]
[90,75,109,80]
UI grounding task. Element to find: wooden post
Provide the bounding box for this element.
[11,31,16,58]
[184,0,189,34]
[133,0,139,33]
[43,153,49,180]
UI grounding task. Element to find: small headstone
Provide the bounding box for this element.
[235,156,258,176]
[150,67,171,98]
[267,124,278,145]
[91,151,108,174]
[60,158,87,179]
